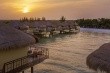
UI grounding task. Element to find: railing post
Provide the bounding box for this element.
[21,58,22,66]
[48,49,49,58]
[13,61,14,70]
[3,64,5,73]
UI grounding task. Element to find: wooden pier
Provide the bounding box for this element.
[0,47,49,73]
[33,25,80,38]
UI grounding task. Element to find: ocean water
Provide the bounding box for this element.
[26,28,110,73]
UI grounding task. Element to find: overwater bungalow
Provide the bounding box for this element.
[19,24,29,33]
[1,20,80,38]
[86,43,110,73]
[0,25,49,73]
[55,21,79,33]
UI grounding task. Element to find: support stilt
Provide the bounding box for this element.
[22,71,24,73]
[31,67,34,73]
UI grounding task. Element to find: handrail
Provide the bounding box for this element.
[1,47,49,73]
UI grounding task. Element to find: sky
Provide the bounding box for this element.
[0,0,110,20]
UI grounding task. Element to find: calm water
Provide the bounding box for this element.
[25,28,110,73]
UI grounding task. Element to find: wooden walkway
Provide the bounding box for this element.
[0,47,49,73]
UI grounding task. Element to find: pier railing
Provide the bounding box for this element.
[1,47,49,73]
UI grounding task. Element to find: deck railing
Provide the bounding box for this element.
[1,47,49,73]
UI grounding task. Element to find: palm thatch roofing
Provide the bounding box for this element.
[19,24,29,30]
[0,25,36,50]
[2,20,78,29]
[86,43,110,73]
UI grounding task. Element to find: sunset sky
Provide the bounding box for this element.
[0,0,110,20]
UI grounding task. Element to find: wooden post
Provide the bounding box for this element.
[31,67,34,73]
[22,71,24,73]
[60,30,62,34]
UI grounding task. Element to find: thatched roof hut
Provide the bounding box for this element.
[19,24,29,30]
[0,25,36,50]
[86,43,110,73]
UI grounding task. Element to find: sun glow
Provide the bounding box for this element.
[22,7,30,13]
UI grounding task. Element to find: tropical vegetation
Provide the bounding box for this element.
[75,18,110,29]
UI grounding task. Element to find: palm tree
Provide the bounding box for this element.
[42,17,46,21]
[37,18,41,21]
[60,16,66,22]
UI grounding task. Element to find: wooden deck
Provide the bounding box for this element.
[0,47,49,73]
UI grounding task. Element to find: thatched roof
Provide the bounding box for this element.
[28,21,46,28]
[0,25,36,50]
[0,20,78,29]
[19,24,29,30]
[86,43,110,73]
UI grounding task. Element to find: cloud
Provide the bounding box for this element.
[0,0,110,19]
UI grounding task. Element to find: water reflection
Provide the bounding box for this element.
[1,28,110,73]
[39,33,77,44]
[29,28,110,73]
